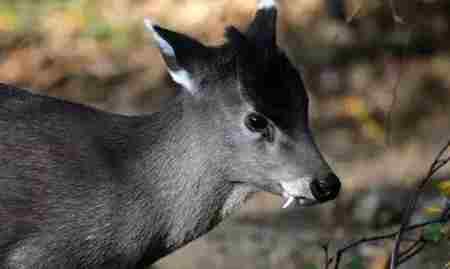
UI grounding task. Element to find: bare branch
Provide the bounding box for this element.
[389,0,406,24]
[397,240,426,266]
[332,215,449,269]
[398,236,425,260]
[385,57,403,146]
[330,141,449,269]
[390,140,450,268]
[321,243,332,269]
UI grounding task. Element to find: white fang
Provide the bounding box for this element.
[282,196,295,209]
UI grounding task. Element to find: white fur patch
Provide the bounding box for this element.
[257,0,277,10]
[144,18,197,94]
[144,18,175,57]
[168,69,196,93]
[280,177,313,198]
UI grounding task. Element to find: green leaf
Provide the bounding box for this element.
[424,205,444,216]
[83,22,113,41]
[346,256,364,269]
[423,223,444,243]
[437,180,450,197]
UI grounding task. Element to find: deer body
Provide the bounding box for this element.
[0,86,240,268]
[0,1,341,268]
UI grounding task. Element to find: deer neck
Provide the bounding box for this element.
[102,94,241,265]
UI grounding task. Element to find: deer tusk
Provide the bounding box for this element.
[282,196,295,209]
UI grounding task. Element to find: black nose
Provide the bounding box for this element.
[310,173,341,202]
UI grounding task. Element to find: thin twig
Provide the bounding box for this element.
[431,156,450,175]
[427,142,450,178]
[389,0,406,24]
[332,216,449,269]
[397,240,426,266]
[321,243,332,269]
[386,26,413,146]
[398,237,424,261]
[390,140,450,268]
[385,56,402,146]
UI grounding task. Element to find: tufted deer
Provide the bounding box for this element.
[0,0,341,268]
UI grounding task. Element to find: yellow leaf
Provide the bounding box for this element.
[0,14,17,32]
[437,180,450,197]
[363,118,385,143]
[343,96,370,121]
[424,205,444,216]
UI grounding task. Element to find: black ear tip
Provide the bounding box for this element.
[245,1,278,47]
[144,19,183,48]
[143,18,168,36]
[144,19,159,34]
[152,24,165,34]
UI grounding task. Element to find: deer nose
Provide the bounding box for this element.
[310,173,341,202]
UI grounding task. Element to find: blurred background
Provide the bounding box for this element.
[0,0,449,268]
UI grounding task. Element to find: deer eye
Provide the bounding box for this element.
[245,113,273,141]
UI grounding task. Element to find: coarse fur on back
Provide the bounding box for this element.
[0,0,341,268]
[0,82,236,268]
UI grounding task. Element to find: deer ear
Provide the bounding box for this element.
[144,19,206,94]
[246,0,278,50]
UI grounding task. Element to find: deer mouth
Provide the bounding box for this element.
[231,178,319,208]
[232,174,340,208]
[279,179,318,208]
[281,194,318,208]
[278,173,341,208]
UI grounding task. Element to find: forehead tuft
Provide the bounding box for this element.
[223,28,309,131]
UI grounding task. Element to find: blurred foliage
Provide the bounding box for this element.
[0,0,147,111]
[423,223,445,243]
[438,180,450,197]
[345,256,364,269]
[1,1,450,269]
[424,179,450,216]
[303,263,319,269]
[424,205,445,216]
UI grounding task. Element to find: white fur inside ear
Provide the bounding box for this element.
[144,18,175,57]
[257,0,277,10]
[168,69,196,94]
[144,18,197,94]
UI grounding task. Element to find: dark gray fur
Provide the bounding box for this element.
[0,84,242,268]
[0,4,340,268]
